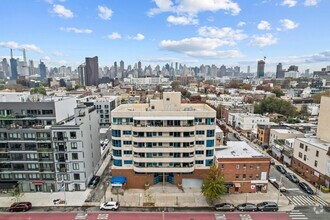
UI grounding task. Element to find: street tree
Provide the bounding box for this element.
[11,185,24,203]
[201,164,226,203]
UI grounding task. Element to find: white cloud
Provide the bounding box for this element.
[257,20,271,30]
[130,33,145,41]
[98,5,113,20]
[281,0,297,7]
[167,15,198,25]
[148,0,241,19]
[159,37,242,59]
[107,32,121,40]
[42,56,51,61]
[237,21,246,27]
[21,44,43,54]
[0,41,43,54]
[52,4,73,18]
[198,26,247,42]
[60,27,93,34]
[304,0,319,6]
[52,51,64,56]
[279,19,299,30]
[0,41,19,49]
[249,33,278,47]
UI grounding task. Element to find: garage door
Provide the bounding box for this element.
[182,178,203,188]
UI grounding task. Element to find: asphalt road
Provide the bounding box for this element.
[0,211,293,220]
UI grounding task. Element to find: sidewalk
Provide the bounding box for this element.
[0,189,91,208]
[105,183,293,212]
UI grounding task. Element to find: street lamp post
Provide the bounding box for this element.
[277,175,283,204]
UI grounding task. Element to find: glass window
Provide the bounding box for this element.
[124,160,133,164]
[195,150,204,155]
[195,160,203,164]
[206,140,214,147]
[72,163,79,170]
[73,174,80,180]
[196,141,205,145]
[71,142,77,149]
[123,130,131,135]
[206,150,214,157]
[112,130,121,137]
[70,132,77,139]
[114,159,122,166]
[206,130,215,137]
[205,159,213,166]
[196,130,205,135]
[72,153,78,160]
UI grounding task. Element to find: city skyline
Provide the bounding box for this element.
[0,0,329,72]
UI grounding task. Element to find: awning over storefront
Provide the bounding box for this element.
[31,181,44,185]
[110,176,126,186]
[0,181,18,189]
[234,182,241,188]
[225,182,234,188]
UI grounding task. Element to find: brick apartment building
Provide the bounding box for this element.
[216,141,271,193]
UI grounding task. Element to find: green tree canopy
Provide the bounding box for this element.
[254,97,297,117]
[271,88,285,97]
[201,164,227,203]
[30,87,46,95]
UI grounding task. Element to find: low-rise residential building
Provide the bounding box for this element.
[256,124,286,147]
[269,129,304,147]
[236,113,270,132]
[216,141,270,193]
[111,92,216,189]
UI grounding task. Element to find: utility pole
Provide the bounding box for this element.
[277,175,283,204]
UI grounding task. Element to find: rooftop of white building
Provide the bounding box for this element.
[271,129,303,134]
[215,141,267,158]
[296,137,330,151]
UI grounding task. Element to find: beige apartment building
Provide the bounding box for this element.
[111,92,216,189]
[292,96,330,187]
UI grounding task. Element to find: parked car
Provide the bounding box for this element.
[275,165,287,174]
[270,159,275,165]
[257,201,278,212]
[88,176,100,189]
[286,173,299,183]
[272,181,286,192]
[269,174,276,184]
[214,203,236,212]
[100,201,119,211]
[299,182,314,194]
[236,203,257,212]
[9,202,32,212]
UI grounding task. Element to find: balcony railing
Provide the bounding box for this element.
[37,148,53,152]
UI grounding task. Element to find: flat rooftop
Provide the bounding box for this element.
[272,129,303,134]
[215,141,267,158]
[112,103,213,112]
[296,137,330,151]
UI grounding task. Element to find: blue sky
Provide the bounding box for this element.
[0,0,329,72]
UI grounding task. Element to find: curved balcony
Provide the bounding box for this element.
[133,165,194,173]
[133,156,194,163]
[133,146,194,153]
[132,136,195,143]
[132,126,195,132]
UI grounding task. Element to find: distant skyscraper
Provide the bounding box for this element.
[1,58,10,77]
[85,56,99,86]
[39,60,47,80]
[138,61,142,77]
[247,66,250,74]
[114,61,118,76]
[219,65,226,77]
[276,63,284,78]
[29,60,34,75]
[288,65,298,72]
[119,60,124,72]
[78,64,86,85]
[257,60,265,78]
[9,49,18,80]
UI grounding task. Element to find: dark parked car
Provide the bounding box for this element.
[275,165,287,174]
[88,176,100,188]
[257,201,278,212]
[237,203,257,212]
[299,182,314,194]
[214,203,236,212]
[286,173,299,183]
[9,202,32,212]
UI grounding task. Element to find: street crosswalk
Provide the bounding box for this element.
[287,195,328,206]
[288,209,308,220]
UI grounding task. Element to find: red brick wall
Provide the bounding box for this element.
[218,157,270,193]
[291,157,330,187]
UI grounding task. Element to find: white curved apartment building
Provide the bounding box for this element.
[111,92,216,188]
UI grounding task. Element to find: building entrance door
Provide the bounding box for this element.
[35,185,42,192]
